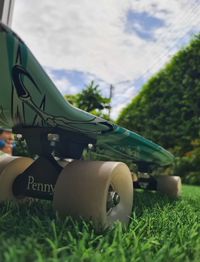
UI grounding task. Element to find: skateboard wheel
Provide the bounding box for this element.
[155,176,181,198]
[0,155,18,175]
[53,160,133,229]
[0,157,34,202]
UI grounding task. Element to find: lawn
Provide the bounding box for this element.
[0,185,199,262]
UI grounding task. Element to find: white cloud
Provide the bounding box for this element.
[110,81,139,119]
[12,0,200,119]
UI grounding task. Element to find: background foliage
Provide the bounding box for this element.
[118,34,200,184]
[65,81,111,120]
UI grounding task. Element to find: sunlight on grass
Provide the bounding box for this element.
[0,185,199,262]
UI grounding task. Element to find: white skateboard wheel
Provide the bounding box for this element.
[0,155,18,175]
[156,176,182,198]
[53,160,133,229]
[0,157,34,202]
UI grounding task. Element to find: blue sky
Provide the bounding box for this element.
[12,0,200,119]
[125,10,166,41]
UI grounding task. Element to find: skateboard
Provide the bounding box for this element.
[0,23,181,229]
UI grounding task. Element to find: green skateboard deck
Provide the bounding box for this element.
[0,23,174,168]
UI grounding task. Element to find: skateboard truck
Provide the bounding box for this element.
[11,127,95,200]
[133,176,157,191]
[12,155,62,200]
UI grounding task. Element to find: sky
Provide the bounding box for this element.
[12,0,200,119]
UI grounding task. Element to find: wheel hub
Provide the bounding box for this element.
[106,185,120,213]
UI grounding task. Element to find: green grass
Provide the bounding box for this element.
[0,185,200,262]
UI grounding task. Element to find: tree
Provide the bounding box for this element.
[65,81,111,119]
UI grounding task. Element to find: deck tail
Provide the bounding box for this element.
[0,23,108,134]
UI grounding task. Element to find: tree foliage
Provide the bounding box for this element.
[118,34,200,156]
[65,81,111,119]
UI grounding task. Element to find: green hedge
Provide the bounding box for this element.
[118,35,200,185]
[118,34,200,157]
